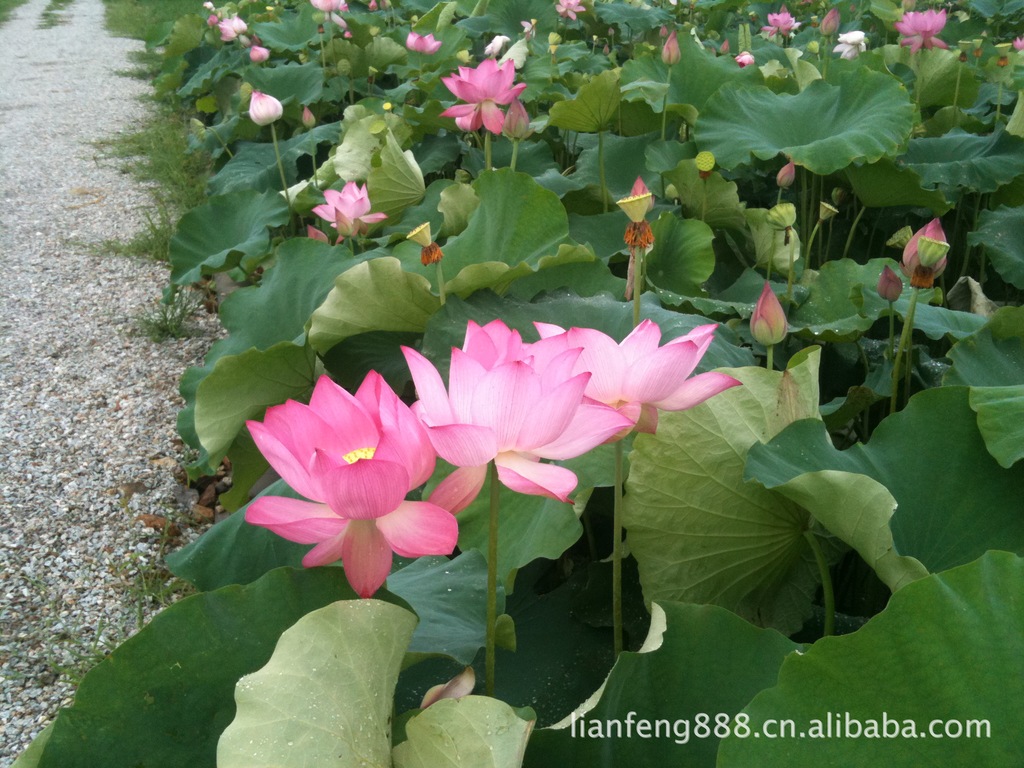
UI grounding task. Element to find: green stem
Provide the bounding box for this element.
[766,343,775,371]
[484,131,492,172]
[436,261,446,305]
[598,129,608,213]
[841,203,866,261]
[509,139,520,172]
[270,124,294,228]
[805,220,822,270]
[886,301,896,360]
[952,61,963,128]
[803,529,835,637]
[612,440,625,656]
[890,287,920,413]
[996,81,1004,125]
[786,234,796,305]
[660,69,672,142]
[631,247,644,326]
[485,460,499,697]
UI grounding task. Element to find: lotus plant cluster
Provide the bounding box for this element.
[247,318,739,597]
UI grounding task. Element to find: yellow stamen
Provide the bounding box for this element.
[343,446,376,464]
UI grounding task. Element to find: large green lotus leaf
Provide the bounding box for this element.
[194,341,317,468]
[548,69,621,133]
[367,130,426,220]
[169,189,290,285]
[788,259,879,342]
[967,205,1024,289]
[524,602,799,767]
[32,568,358,768]
[718,551,1024,765]
[878,46,980,109]
[620,37,762,122]
[504,258,626,301]
[455,0,558,39]
[179,47,245,99]
[569,133,664,204]
[623,350,832,634]
[845,157,952,213]
[308,256,440,354]
[970,385,1024,468]
[250,4,318,51]
[744,387,1024,572]
[219,599,415,768]
[393,697,533,768]
[663,160,748,231]
[246,61,323,105]
[644,213,716,296]
[696,71,914,173]
[567,210,637,259]
[212,127,341,196]
[419,291,755,383]
[901,128,1024,194]
[943,305,1024,386]
[593,0,671,31]
[163,13,205,58]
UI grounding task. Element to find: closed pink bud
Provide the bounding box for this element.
[736,50,755,67]
[662,30,681,65]
[420,667,476,709]
[776,160,796,189]
[751,283,788,346]
[207,14,219,27]
[720,38,730,53]
[302,106,316,129]
[821,7,840,35]
[877,265,903,302]
[249,45,270,62]
[249,90,283,126]
[503,99,533,140]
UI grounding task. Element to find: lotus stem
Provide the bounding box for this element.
[660,69,672,142]
[805,220,822,270]
[886,301,896,360]
[841,203,866,261]
[766,343,775,371]
[270,124,295,228]
[804,529,835,637]
[631,248,645,327]
[510,139,520,173]
[890,286,921,413]
[612,440,625,655]
[484,131,492,172]
[485,460,500,697]
[436,262,446,305]
[952,62,963,128]
[598,129,608,213]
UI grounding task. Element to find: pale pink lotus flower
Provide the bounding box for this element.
[762,6,800,38]
[736,50,755,67]
[900,218,947,282]
[249,45,270,63]
[1014,37,1024,51]
[521,19,537,39]
[312,181,388,240]
[307,225,331,244]
[751,283,788,347]
[402,320,633,510]
[246,373,458,598]
[662,29,681,64]
[777,159,796,188]
[310,0,347,11]
[484,34,511,57]
[203,1,214,9]
[420,667,476,709]
[441,59,527,134]
[556,0,586,20]
[833,30,867,58]
[407,31,443,54]
[895,9,948,53]
[218,15,247,41]
[248,90,283,126]
[820,7,840,35]
[533,320,741,434]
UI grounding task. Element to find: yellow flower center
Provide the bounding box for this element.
[343,446,376,464]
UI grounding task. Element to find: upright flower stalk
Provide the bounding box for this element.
[248,91,293,224]
[408,222,445,304]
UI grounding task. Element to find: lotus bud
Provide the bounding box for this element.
[819,201,838,221]
[831,187,848,207]
[456,48,472,64]
[207,13,219,26]
[1015,37,1024,51]
[503,99,533,140]
[821,7,840,36]
[877,265,903,302]
[807,40,820,54]
[302,106,316,129]
[751,283,788,347]
[777,160,796,189]
[767,202,797,230]
[721,38,730,53]
[662,30,681,65]
[887,226,913,249]
[736,50,755,67]
[916,236,949,268]
[249,90,283,126]
[420,667,476,709]
[249,44,270,62]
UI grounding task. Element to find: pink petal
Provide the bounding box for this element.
[340,520,393,597]
[246,496,344,543]
[428,465,488,513]
[479,101,506,134]
[425,423,498,466]
[512,372,589,450]
[534,403,634,460]
[533,321,567,339]
[622,342,705,404]
[403,347,455,424]
[377,500,459,558]
[448,348,488,421]
[565,327,626,404]
[495,451,578,502]
[651,371,742,411]
[302,532,348,568]
[471,361,540,445]
[246,419,318,501]
[317,457,410,520]
[308,375,381,455]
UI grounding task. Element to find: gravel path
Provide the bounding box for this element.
[0,1,217,763]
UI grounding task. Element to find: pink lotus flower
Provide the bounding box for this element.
[249,45,270,63]
[555,0,586,20]
[533,320,741,434]
[246,373,458,598]
[206,13,219,27]
[407,31,443,54]
[1014,37,1024,51]
[900,218,947,286]
[310,0,347,10]
[762,6,801,38]
[248,90,283,126]
[751,283,788,346]
[777,159,796,188]
[440,59,527,134]
[402,320,633,510]
[895,9,948,53]
[312,181,388,240]
[736,50,756,67]
[218,15,247,41]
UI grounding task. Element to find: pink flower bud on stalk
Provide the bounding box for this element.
[877,265,903,303]
[406,31,443,54]
[751,282,788,348]
[662,30,681,65]
[207,14,219,27]
[249,90,283,126]
[720,38,730,54]
[736,50,755,67]
[821,7,840,36]
[776,160,796,188]
[900,218,947,288]
[503,99,533,140]
[420,667,476,709]
[249,45,270,62]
